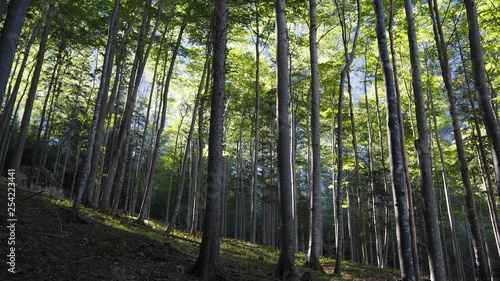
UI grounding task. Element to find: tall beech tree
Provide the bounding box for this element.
[274,0,296,278]
[333,0,361,273]
[187,0,228,279]
[70,0,120,220]
[463,0,497,279]
[306,0,322,271]
[402,0,446,279]
[373,0,415,279]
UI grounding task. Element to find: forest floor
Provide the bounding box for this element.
[0,182,400,281]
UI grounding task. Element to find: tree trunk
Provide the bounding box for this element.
[70,0,120,220]
[274,0,295,278]
[306,0,322,270]
[333,0,361,273]
[250,0,261,244]
[388,0,420,275]
[464,0,500,212]
[402,0,446,279]
[99,1,155,211]
[187,0,228,279]
[11,0,55,172]
[373,0,415,279]
[454,22,495,280]
[0,19,41,159]
[0,0,30,105]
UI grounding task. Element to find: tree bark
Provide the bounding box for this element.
[402,0,446,279]
[250,0,261,244]
[462,1,496,279]
[70,0,120,220]
[306,0,322,271]
[373,0,415,279]
[187,0,228,279]
[274,0,295,278]
[99,1,155,211]
[11,0,55,172]
[0,0,30,106]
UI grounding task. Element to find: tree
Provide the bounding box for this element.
[187,0,228,279]
[372,0,416,279]
[274,0,296,278]
[306,0,322,271]
[0,0,31,107]
[462,0,497,279]
[333,0,361,273]
[402,0,446,279]
[11,0,56,172]
[70,0,120,220]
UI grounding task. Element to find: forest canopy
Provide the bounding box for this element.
[1,0,499,280]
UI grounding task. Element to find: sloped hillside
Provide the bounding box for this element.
[0,182,400,280]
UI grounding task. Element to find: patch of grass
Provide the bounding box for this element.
[0,183,399,280]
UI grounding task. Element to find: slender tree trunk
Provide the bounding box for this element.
[70,0,120,220]
[11,0,55,172]
[0,0,30,105]
[333,0,361,273]
[250,0,261,244]
[388,0,420,275]
[99,1,157,211]
[187,0,228,279]
[403,0,446,279]
[307,0,322,270]
[373,0,415,279]
[450,22,496,280]
[364,61,384,267]
[274,0,295,278]
[191,97,205,234]
[464,0,500,211]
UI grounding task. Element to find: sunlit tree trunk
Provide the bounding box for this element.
[373,0,415,279]
[147,4,191,226]
[387,0,420,275]
[403,0,446,279]
[333,0,361,273]
[464,0,500,210]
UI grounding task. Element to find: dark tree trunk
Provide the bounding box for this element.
[306,0,322,271]
[0,0,30,106]
[373,0,416,279]
[187,0,228,279]
[70,0,120,220]
[274,0,295,278]
[11,0,55,172]
[402,0,446,279]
